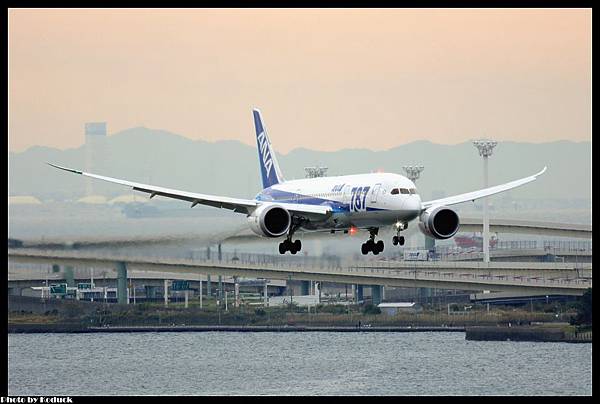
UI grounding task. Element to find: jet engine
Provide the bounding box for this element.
[248,204,291,237]
[418,206,460,240]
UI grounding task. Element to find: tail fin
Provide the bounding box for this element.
[253,108,284,189]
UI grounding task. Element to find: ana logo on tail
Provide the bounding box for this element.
[257,130,273,178]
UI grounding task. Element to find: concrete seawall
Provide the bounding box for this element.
[466,326,591,343]
[8,324,465,333]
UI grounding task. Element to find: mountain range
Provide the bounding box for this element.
[9,127,591,203]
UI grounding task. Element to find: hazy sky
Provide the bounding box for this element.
[9,9,591,153]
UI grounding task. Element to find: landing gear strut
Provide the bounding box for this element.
[279,222,302,254]
[361,228,384,255]
[392,221,407,246]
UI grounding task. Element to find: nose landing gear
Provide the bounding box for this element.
[361,228,384,255]
[392,221,407,246]
[392,235,405,246]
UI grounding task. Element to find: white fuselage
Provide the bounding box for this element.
[256,172,422,231]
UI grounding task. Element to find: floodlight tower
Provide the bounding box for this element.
[472,139,497,263]
[84,122,107,196]
[403,165,430,250]
[403,165,425,245]
[304,166,328,178]
[403,165,432,303]
[402,165,424,182]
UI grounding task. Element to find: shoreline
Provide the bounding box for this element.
[8,324,465,333]
[8,324,592,343]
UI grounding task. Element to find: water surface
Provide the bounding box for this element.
[8,332,591,395]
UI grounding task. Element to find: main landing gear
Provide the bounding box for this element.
[279,238,301,255]
[361,228,384,255]
[279,222,302,254]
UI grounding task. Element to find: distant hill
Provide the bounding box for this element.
[9,127,591,203]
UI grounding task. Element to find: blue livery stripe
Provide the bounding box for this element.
[256,188,386,213]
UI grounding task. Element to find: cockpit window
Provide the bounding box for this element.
[391,188,399,195]
[409,188,417,194]
[400,188,410,194]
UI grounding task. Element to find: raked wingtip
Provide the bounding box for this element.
[535,166,548,177]
[47,162,83,175]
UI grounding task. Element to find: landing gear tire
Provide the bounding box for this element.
[361,239,383,255]
[279,238,302,254]
[392,235,405,246]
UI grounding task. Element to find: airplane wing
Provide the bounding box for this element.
[48,163,259,214]
[47,163,331,218]
[421,167,547,210]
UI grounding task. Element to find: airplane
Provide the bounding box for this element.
[49,108,547,255]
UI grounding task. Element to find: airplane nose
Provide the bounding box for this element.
[410,195,422,212]
[399,194,422,213]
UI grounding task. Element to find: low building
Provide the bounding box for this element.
[378,302,422,315]
[9,196,42,205]
[76,195,108,204]
[268,295,320,307]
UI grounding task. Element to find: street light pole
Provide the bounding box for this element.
[403,165,425,250]
[472,139,497,263]
[403,165,431,302]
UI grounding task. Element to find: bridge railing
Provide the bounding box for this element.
[541,240,592,252]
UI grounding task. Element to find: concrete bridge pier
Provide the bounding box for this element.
[419,287,432,303]
[218,276,223,303]
[207,275,212,298]
[425,236,435,251]
[116,262,128,305]
[145,285,157,299]
[64,266,75,287]
[356,285,364,302]
[198,279,203,308]
[263,282,268,307]
[164,279,169,307]
[301,280,310,296]
[371,285,383,306]
[234,276,240,307]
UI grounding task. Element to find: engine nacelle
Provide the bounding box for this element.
[248,204,291,238]
[418,206,460,240]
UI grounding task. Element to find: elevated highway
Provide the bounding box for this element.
[458,217,591,239]
[9,249,592,296]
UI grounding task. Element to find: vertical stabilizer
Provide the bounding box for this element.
[253,108,284,189]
